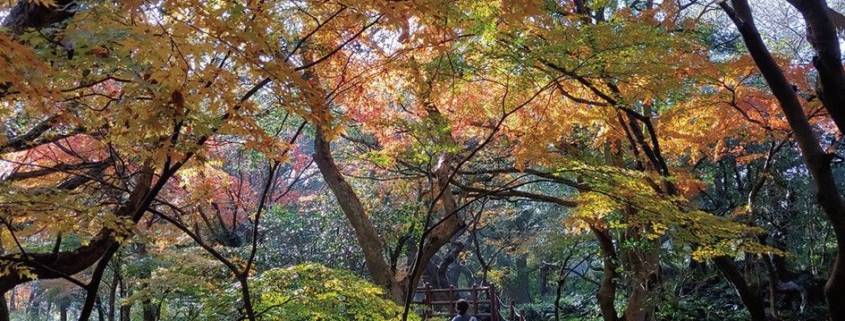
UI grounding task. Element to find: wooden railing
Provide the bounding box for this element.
[413,284,499,320]
[412,284,526,321]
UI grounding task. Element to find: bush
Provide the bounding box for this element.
[250,263,420,321]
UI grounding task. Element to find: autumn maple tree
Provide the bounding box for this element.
[2,1,845,321]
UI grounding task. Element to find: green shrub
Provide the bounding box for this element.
[250,263,420,321]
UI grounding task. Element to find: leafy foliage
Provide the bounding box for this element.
[250,264,420,321]
[0,0,842,320]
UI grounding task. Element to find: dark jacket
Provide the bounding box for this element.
[450,314,478,321]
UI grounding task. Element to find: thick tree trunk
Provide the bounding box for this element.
[79,244,120,321]
[314,127,465,303]
[437,241,465,288]
[142,299,157,321]
[119,302,131,321]
[96,297,106,321]
[620,208,660,321]
[308,63,465,308]
[409,148,466,293]
[313,130,403,300]
[621,240,659,321]
[0,295,8,321]
[593,228,621,321]
[540,263,550,298]
[508,255,532,304]
[26,283,42,320]
[828,236,845,321]
[119,275,131,321]
[787,0,845,134]
[721,2,845,320]
[713,257,768,321]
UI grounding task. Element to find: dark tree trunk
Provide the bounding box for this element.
[142,299,157,321]
[78,244,119,321]
[0,168,152,296]
[713,257,768,321]
[119,303,131,321]
[109,266,119,321]
[622,247,659,321]
[314,128,465,304]
[620,212,660,321]
[437,241,465,288]
[554,277,565,321]
[787,0,845,134]
[313,130,402,300]
[593,228,621,321]
[720,2,845,320]
[0,295,9,321]
[119,277,131,321]
[540,263,550,298]
[508,255,532,304]
[828,237,845,321]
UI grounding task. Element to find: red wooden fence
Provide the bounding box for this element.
[412,284,525,321]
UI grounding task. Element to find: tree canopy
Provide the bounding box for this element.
[1,0,845,321]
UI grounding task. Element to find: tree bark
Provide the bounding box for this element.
[593,227,621,321]
[313,130,402,300]
[437,241,465,288]
[540,263,550,298]
[786,0,845,134]
[26,284,41,321]
[620,206,660,321]
[118,269,131,321]
[0,295,8,321]
[109,263,119,321]
[96,297,106,321]
[721,1,845,320]
[706,255,768,321]
[313,123,466,304]
[142,299,157,321]
[621,237,659,321]
[78,244,120,321]
[713,256,768,321]
[119,297,131,321]
[509,255,532,304]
